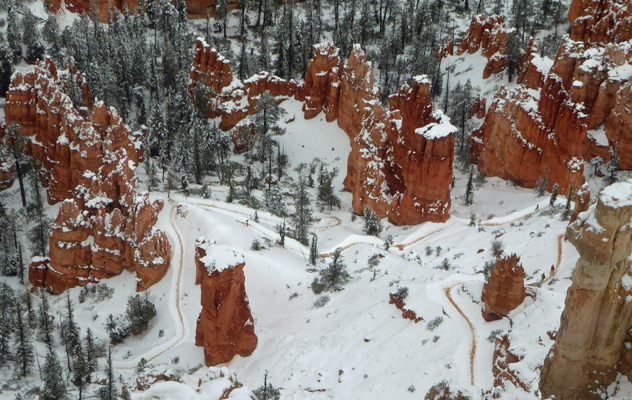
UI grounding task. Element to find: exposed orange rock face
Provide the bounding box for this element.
[481,254,526,322]
[389,293,423,323]
[456,14,509,79]
[540,182,632,399]
[470,96,487,119]
[194,238,257,366]
[492,334,527,391]
[517,40,549,90]
[5,60,170,294]
[190,40,457,225]
[472,0,632,193]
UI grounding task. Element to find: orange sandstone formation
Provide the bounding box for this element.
[190,39,457,225]
[540,181,632,399]
[455,14,509,79]
[195,238,257,366]
[4,60,170,294]
[472,0,632,195]
[481,254,526,321]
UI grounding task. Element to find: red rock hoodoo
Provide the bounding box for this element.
[481,254,526,322]
[194,237,257,366]
[455,14,509,79]
[471,0,632,195]
[190,39,457,225]
[540,181,632,399]
[4,60,171,294]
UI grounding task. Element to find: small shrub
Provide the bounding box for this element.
[425,246,433,256]
[440,258,451,270]
[427,316,444,331]
[313,295,330,308]
[383,234,393,250]
[487,329,503,343]
[435,246,442,256]
[425,380,472,400]
[250,239,264,251]
[253,371,281,400]
[482,261,494,279]
[126,293,157,336]
[310,278,325,295]
[363,207,383,237]
[158,329,164,338]
[491,240,504,257]
[392,286,409,301]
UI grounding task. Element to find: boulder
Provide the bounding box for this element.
[194,238,257,366]
[540,181,632,399]
[481,254,526,321]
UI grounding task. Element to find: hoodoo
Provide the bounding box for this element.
[194,238,257,366]
[4,60,170,294]
[481,254,526,322]
[540,181,632,399]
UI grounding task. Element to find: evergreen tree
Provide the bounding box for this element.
[309,233,318,266]
[252,371,281,400]
[215,0,229,39]
[319,248,350,292]
[0,283,15,366]
[292,177,312,245]
[536,170,549,197]
[317,166,341,210]
[126,293,157,335]
[363,208,383,237]
[22,9,44,61]
[277,219,286,248]
[14,302,34,377]
[63,293,81,361]
[98,347,118,400]
[26,166,51,257]
[562,183,574,221]
[605,148,620,185]
[38,289,54,351]
[464,172,474,206]
[72,341,90,400]
[0,39,14,97]
[41,348,67,400]
[4,122,28,207]
[550,184,559,207]
[7,0,21,61]
[85,328,97,379]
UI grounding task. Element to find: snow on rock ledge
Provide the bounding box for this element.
[194,238,257,367]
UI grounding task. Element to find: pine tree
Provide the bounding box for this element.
[0,39,14,97]
[465,172,474,206]
[41,348,67,400]
[309,233,318,266]
[536,170,549,197]
[562,183,574,221]
[38,289,54,351]
[98,347,118,400]
[63,293,81,360]
[363,208,383,237]
[550,184,559,207]
[319,248,350,292]
[85,328,97,379]
[5,122,28,207]
[277,219,286,248]
[0,283,15,366]
[14,302,34,377]
[22,9,44,61]
[7,0,21,61]
[215,0,229,39]
[72,341,90,400]
[126,293,157,335]
[317,167,341,210]
[292,177,312,245]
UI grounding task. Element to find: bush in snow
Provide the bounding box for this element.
[126,293,157,336]
[313,295,330,308]
[312,248,350,293]
[427,316,444,331]
[362,207,382,237]
[392,286,409,301]
[424,380,472,400]
[253,371,281,400]
[491,240,503,257]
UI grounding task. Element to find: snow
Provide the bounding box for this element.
[197,237,245,274]
[600,181,632,209]
[588,126,610,147]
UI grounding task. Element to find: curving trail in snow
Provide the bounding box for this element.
[115,204,188,369]
[527,234,565,288]
[444,282,477,386]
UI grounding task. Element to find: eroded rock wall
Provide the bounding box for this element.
[190,39,457,225]
[4,60,170,294]
[540,181,632,399]
[194,238,257,366]
[455,14,509,79]
[471,0,632,194]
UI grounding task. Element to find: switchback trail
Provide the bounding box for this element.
[116,204,188,369]
[444,282,477,386]
[527,234,564,288]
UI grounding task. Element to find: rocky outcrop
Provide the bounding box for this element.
[455,14,509,79]
[481,254,526,321]
[517,40,550,90]
[5,60,170,294]
[194,238,257,366]
[571,183,591,223]
[190,40,457,225]
[472,0,632,193]
[44,0,237,21]
[540,181,632,399]
[492,334,527,391]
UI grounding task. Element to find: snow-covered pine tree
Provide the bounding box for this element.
[363,208,383,237]
[41,348,67,400]
[14,302,34,377]
[310,233,318,265]
[292,177,312,245]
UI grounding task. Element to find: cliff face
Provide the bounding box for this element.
[540,181,632,399]
[194,238,257,366]
[472,0,632,195]
[5,60,170,294]
[190,40,457,225]
[481,254,526,321]
[44,0,230,21]
[455,14,509,79]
